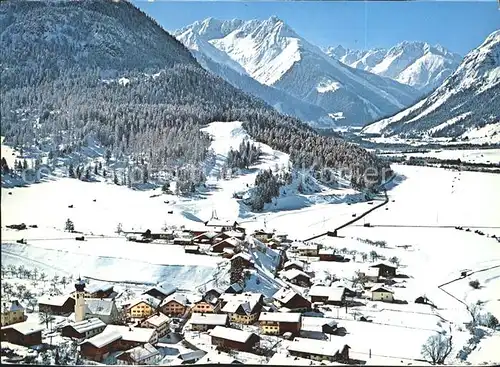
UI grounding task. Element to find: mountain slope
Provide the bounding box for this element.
[175,18,335,127]
[327,42,462,94]
[0,0,389,189]
[176,17,420,127]
[362,30,500,142]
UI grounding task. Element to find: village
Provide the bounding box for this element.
[1,217,444,366]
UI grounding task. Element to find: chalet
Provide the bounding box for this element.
[203,288,223,303]
[85,299,120,324]
[253,230,274,242]
[222,248,235,259]
[309,286,346,306]
[140,312,170,337]
[370,262,397,278]
[224,283,243,294]
[259,312,301,336]
[205,219,240,231]
[191,296,221,314]
[189,313,229,331]
[193,232,219,245]
[85,283,115,299]
[184,245,200,254]
[116,343,160,365]
[220,293,263,325]
[79,330,122,362]
[62,318,106,339]
[0,322,43,347]
[266,238,281,249]
[160,293,189,316]
[295,243,319,257]
[38,295,75,315]
[177,350,207,364]
[370,285,394,302]
[1,300,26,327]
[272,287,311,312]
[105,325,158,350]
[287,337,350,363]
[318,249,347,262]
[142,285,176,302]
[280,269,312,287]
[209,326,260,352]
[283,260,305,272]
[211,237,242,253]
[126,296,160,319]
[300,317,339,340]
[230,252,254,269]
[195,351,242,365]
[217,230,245,241]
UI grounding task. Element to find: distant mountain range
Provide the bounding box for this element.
[175,17,421,127]
[326,42,462,94]
[363,30,500,142]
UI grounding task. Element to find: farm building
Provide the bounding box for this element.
[79,330,122,362]
[280,269,312,287]
[193,232,220,245]
[38,295,75,315]
[209,326,260,352]
[205,219,240,231]
[177,350,207,364]
[105,325,158,350]
[309,286,346,306]
[140,312,170,338]
[318,249,348,262]
[220,293,263,325]
[142,285,176,302]
[370,262,397,278]
[294,243,319,257]
[0,322,43,347]
[272,287,311,312]
[253,230,274,242]
[184,245,200,254]
[230,252,254,269]
[61,317,106,339]
[283,260,305,272]
[189,313,229,331]
[259,312,301,336]
[174,237,194,246]
[287,337,350,362]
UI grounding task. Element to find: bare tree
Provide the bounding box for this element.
[40,272,47,284]
[389,256,400,266]
[40,312,55,330]
[369,250,379,262]
[421,332,453,364]
[361,252,368,262]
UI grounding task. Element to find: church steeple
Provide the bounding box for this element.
[74,277,86,322]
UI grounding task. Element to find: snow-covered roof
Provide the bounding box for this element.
[118,343,159,363]
[318,248,336,255]
[284,260,304,269]
[66,317,105,334]
[85,299,115,316]
[222,230,245,239]
[143,285,176,298]
[178,350,207,362]
[231,252,253,263]
[82,330,122,349]
[143,312,170,327]
[195,351,239,364]
[190,313,228,326]
[104,325,156,343]
[294,242,318,250]
[370,261,397,269]
[288,337,348,357]
[268,353,321,366]
[127,295,161,310]
[194,231,219,240]
[220,292,262,304]
[224,283,243,293]
[185,245,200,251]
[161,293,188,307]
[209,326,256,343]
[213,237,243,248]
[2,300,24,313]
[1,322,43,335]
[370,285,394,293]
[281,269,311,281]
[222,300,258,315]
[259,312,301,323]
[38,295,72,307]
[272,287,299,304]
[309,285,345,301]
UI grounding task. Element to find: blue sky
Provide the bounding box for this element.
[133,1,499,55]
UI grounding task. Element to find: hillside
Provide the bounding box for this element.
[0,0,389,189]
[327,42,462,94]
[362,30,500,142]
[175,17,420,127]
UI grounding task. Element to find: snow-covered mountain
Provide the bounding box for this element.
[175,17,420,127]
[326,42,462,94]
[175,18,335,127]
[362,30,500,142]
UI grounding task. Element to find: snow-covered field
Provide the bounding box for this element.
[378,148,500,164]
[2,121,500,364]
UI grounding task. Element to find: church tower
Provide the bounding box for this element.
[74,277,86,322]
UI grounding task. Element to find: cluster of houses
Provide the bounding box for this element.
[1,217,406,365]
